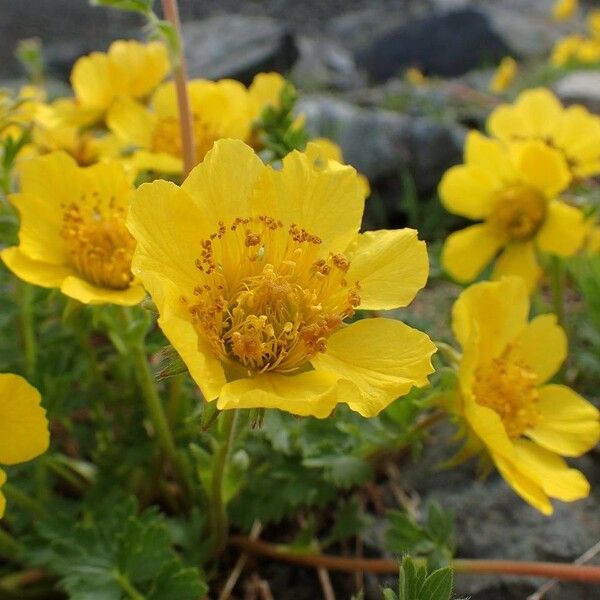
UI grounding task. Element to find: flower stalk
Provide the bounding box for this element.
[210,409,239,558]
[230,536,600,583]
[161,0,196,176]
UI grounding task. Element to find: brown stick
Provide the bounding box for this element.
[230,536,600,584]
[161,0,196,176]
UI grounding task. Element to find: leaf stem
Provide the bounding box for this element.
[161,0,196,175]
[210,409,238,558]
[229,536,600,583]
[113,571,145,600]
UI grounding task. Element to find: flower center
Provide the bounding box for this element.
[473,355,540,439]
[151,114,219,163]
[184,216,360,374]
[60,199,135,290]
[490,185,546,241]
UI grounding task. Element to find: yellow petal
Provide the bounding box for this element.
[513,89,563,139]
[536,200,586,257]
[527,384,600,456]
[464,131,516,183]
[1,247,73,288]
[508,314,566,384]
[487,104,526,144]
[442,223,505,283]
[492,242,541,294]
[106,97,154,148]
[181,139,266,235]
[452,277,529,362]
[128,179,207,294]
[71,51,114,110]
[311,318,436,417]
[0,374,49,465]
[306,139,343,163]
[494,452,553,515]
[439,165,496,219]
[259,149,365,252]
[514,439,590,502]
[217,370,343,418]
[60,276,146,306]
[108,40,169,99]
[0,469,6,518]
[513,141,571,198]
[131,150,183,174]
[249,72,286,117]
[157,282,226,401]
[346,229,428,310]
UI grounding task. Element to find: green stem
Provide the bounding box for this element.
[0,529,23,559]
[17,282,36,381]
[167,373,185,427]
[113,571,145,600]
[550,255,566,328]
[130,344,179,468]
[1,484,47,520]
[210,409,238,558]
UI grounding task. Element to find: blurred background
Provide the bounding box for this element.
[2,0,598,240]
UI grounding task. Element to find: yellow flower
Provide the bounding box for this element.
[448,277,599,514]
[550,34,585,66]
[27,102,122,166]
[586,223,600,253]
[304,138,371,198]
[404,67,426,86]
[552,0,578,22]
[488,87,600,178]
[1,152,145,306]
[440,131,585,292]
[0,374,49,517]
[127,139,435,418]
[588,8,600,38]
[107,79,253,174]
[62,40,169,126]
[489,57,517,94]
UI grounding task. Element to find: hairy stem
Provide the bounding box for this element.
[161,0,196,175]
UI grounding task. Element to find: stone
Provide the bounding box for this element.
[477,0,584,60]
[298,94,465,194]
[356,8,511,82]
[182,16,298,85]
[554,71,600,114]
[290,36,366,91]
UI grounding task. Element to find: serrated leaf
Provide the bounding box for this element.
[147,560,208,600]
[302,455,372,487]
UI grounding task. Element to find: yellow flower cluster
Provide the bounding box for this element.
[441,88,600,291]
[551,8,600,66]
[0,374,49,518]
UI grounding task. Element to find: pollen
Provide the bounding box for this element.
[186,215,360,373]
[473,353,541,439]
[60,196,135,290]
[490,185,546,241]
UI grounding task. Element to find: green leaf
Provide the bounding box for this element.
[302,455,372,487]
[28,496,207,600]
[91,0,154,15]
[420,567,454,600]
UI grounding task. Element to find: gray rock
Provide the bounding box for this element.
[182,15,298,85]
[298,94,465,193]
[326,7,414,54]
[554,71,600,114]
[477,0,584,59]
[290,36,366,91]
[356,9,511,82]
